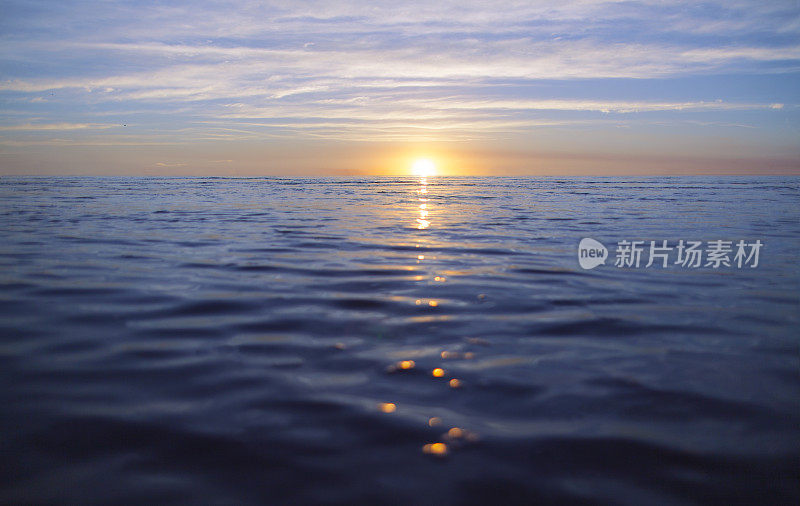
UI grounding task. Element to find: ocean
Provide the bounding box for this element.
[0,176,798,504]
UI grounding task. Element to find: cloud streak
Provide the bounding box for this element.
[0,0,797,172]
[0,123,116,131]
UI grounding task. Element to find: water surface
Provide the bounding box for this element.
[1,176,798,504]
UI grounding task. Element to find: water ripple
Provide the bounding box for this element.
[0,176,798,504]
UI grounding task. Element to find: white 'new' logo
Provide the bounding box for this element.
[578,238,607,269]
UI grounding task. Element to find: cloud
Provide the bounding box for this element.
[0,123,117,131]
[0,0,797,148]
[333,97,782,114]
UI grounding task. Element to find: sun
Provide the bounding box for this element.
[411,158,436,177]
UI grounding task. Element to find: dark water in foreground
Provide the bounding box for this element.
[0,176,798,505]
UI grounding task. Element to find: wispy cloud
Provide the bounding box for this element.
[0,0,797,171]
[4,40,799,95]
[0,122,117,131]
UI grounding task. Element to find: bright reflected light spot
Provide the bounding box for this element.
[379,402,396,413]
[432,368,445,377]
[422,442,449,457]
[417,219,430,230]
[412,158,436,177]
[434,276,446,282]
[418,255,425,260]
[428,300,439,307]
[448,427,464,438]
[419,203,427,209]
[449,378,462,388]
[399,360,415,370]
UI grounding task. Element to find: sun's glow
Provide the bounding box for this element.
[411,158,436,177]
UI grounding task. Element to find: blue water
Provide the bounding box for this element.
[0,176,798,504]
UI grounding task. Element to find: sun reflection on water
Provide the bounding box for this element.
[377,176,481,460]
[416,176,430,230]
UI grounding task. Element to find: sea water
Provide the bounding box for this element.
[0,176,798,504]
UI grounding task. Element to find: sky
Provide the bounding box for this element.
[1,0,799,176]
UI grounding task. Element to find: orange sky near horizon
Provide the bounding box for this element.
[3,137,798,177]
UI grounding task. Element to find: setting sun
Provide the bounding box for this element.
[411,158,436,177]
